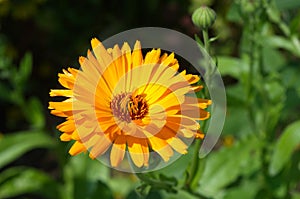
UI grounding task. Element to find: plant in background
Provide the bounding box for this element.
[0,37,57,198]
[189,1,300,198]
[0,0,300,198]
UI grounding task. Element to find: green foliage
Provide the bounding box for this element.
[62,154,115,199]
[0,167,59,199]
[269,120,300,176]
[0,0,300,198]
[0,131,54,169]
[198,136,262,196]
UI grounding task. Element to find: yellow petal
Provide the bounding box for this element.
[127,137,145,167]
[156,127,187,154]
[180,109,210,120]
[144,49,161,64]
[158,53,168,63]
[145,131,173,162]
[50,89,73,97]
[121,42,132,91]
[188,85,203,93]
[195,130,205,139]
[142,84,169,105]
[58,68,78,89]
[97,117,118,132]
[181,73,200,85]
[87,49,104,74]
[167,136,188,154]
[48,101,72,112]
[110,135,126,167]
[57,119,75,133]
[128,64,158,94]
[95,77,114,101]
[161,52,176,67]
[179,129,195,138]
[156,92,182,109]
[50,109,70,117]
[91,38,113,71]
[89,135,112,159]
[60,133,72,141]
[112,44,124,78]
[78,56,100,84]
[185,97,212,107]
[140,138,149,166]
[69,141,86,155]
[167,115,199,130]
[132,40,143,68]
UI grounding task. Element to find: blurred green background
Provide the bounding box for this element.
[0,0,300,198]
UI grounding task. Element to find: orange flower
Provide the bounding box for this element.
[49,38,211,168]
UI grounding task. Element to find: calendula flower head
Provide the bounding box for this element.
[49,38,211,171]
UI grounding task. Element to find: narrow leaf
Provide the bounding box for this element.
[0,131,55,169]
[0,167,59,199]
[269,120,300,176]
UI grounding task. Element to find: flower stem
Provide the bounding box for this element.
[202,29,210,54]
[185,140,201,188]
[185,28,211,195]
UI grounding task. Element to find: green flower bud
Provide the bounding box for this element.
[192,6,216,30]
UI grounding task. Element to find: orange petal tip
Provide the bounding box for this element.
[91,38,100,49]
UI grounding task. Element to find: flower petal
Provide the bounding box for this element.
[145,131,173,162]
[89,134,112,159]
[110,135,126,167]
[127,137,146,167]
[132,41,143,68]
[69,141,86,155]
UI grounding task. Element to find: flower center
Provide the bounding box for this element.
[110,93,149,122]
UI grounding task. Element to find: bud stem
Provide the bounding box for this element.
[202,29,210,54]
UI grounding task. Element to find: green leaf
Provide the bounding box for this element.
[88,181,113,199]
[222,86,252,137]
[108,177,137,198]
[23,97,46,128]
[259,36,300,56]
[62,154,113,199]
[275,0,300,10]
[262,47,286,72]
[13,52,32,88]
[281,65,300,89]
[209,35,219,42]
[269,120,300,176]
[225,83,247,107]
[64,153,110,182]
[224,179,261,199]
[198,136,262,196]
[136,183,152,198]
[290,12,300,34]
[19,52,32,80]
[126,189,162,199]
[292,192,300,199]
[162,190,198,199]
[0,167,59,199]
[217,56,248,79]
[226,2,243,23]
[156,150,193,180]
[266,2,281,23]
[291,35,300,56]
[0,131,55,169]
[261,76,286,132]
